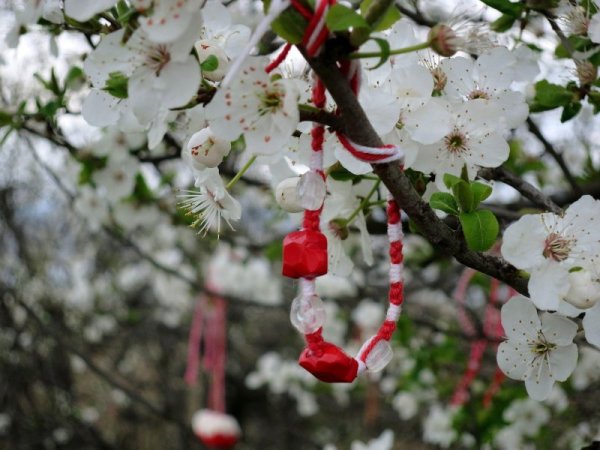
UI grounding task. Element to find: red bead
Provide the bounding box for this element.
[282,230,328,279]
[299,342,358,383]
[197,433,238,449]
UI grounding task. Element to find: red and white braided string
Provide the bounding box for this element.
[262,0,408,380]
[354,194,404,372]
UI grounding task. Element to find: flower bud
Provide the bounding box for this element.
[185,127,231,170]
[576,60,597,86]
[564,268,600,309]
[297,171,326,211]
[195,39,229,82]
[428,24,458,57]
[328,218,349,240]
[275,177,304,213]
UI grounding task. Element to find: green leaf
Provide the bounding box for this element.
[102,71,128,99]
[132,173,154,202]
[65,66,85,90]
[39,100,61,119]
[271,7,307,44]
[359,0,400,31]
[329,165,359,181]
[442,173,463,189]
[452,181,474,213]
[588,90,600,113]
[459,210,499,252]
[364,37,390,70]
[471,182,493,208]
[264,240,283,262]
[430,192,459,215]
[561,101,582,122]
[200,54,219,72]
[325,4,369,31]
[555,35,592,59]
[532,80,572,110]
[479,0,522,16]
[0,111,13,127]
[491,14,516,32]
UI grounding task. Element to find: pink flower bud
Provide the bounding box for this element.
[186,127,231,169]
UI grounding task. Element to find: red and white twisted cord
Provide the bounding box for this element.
[354,193,404,373]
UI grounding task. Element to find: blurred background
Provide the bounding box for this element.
[2,0,600,449]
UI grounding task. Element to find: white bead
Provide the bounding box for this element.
[275,177,304,213]
[365,340,393,373]
[194,39,229,82]
[297,171,326,211]
[185,127,231,169]
[564,269,600,309]
[290,294,326,334]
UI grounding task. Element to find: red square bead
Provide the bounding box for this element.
[299,342,358,383]
[282,230,328,279]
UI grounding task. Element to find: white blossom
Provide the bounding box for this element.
[497,295,578,401]
[179,169,241,235]
[84,27,201,126]
[406,99,509,187]
[205,57,299,155]
[131,0,204,43]
[422,405,457,448]
[93,153,139,203]
[64,0,117,22]
[350,430,394,450]
[501,195,600,311]
[440,47,529,130]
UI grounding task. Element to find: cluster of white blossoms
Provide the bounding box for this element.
[498,195,600,400]
[37,0,598,413]
[351,22,534,186]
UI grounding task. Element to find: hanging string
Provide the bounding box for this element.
[268,0,408,382]
[185,296,206,386]
[184,293,228,413]
[354,193,404,372]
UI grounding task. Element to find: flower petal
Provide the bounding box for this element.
[525,361,554,401]
[501,213,547,270]
[540,312,577,346]
[404,98,453,145]
[497,341,530,380]
[466,131,509,168]
[64,0,117,21]
[583,302,600,348]
[529,264,569,311]
[81,89,120,127]
[501,295,540,341]
[546,344,578,382]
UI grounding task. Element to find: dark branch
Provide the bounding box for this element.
[304,50,529,295]
[527,117,583,196]
[479,166,563,215]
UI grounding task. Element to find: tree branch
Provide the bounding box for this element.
[479,166,563,215]
[527,117,583,196]
[305,51,529,295]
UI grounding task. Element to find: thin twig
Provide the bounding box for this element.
[527,117,583,196]
[10,292,186,428]
[22,132,285,310]
[479,166,563,215]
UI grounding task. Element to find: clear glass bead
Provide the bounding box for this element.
[297,171,326,211]
[365,340,393,372]
[290,294,326,334]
